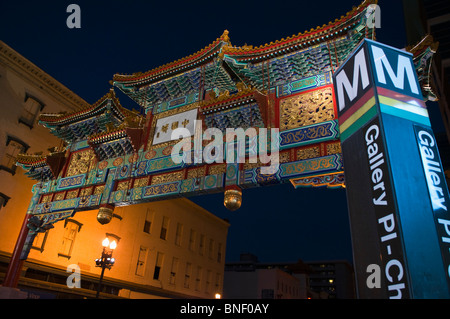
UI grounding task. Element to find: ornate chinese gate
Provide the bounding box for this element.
[4,1,449,298]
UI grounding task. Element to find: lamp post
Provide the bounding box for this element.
[95,238,116,298]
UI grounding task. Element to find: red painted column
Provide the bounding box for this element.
[2,213,32,287]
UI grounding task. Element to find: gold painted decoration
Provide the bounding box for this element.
[327,142,342,155]
[209,164,227,175]
[151,170,184,185]
[297,147,320,160]
[279,152,290,163]
[94,185,105,195]
[66,149,96,177]
[65,189,79,199]
[133,176,149,188]
[279,86,335,131]
[116,181,130,191]
[41,194,52,203]
[187,166,206,179]
[54,192,66,201]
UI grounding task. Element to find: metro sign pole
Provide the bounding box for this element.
[334,39,450,298]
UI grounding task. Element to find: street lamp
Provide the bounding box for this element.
[95,237,117,298]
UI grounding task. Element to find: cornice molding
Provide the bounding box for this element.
[0,40,88,112]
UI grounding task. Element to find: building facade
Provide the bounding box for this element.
[223,254,355,299]
[306,260,356,299]
[1,198,229,299]
[0,41,229,299]
[0,39,86,258]
[224,253,311,299]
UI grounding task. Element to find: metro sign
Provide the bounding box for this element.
[335,39,422,116]
[334,39,450,298]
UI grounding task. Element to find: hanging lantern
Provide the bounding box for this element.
[97,204,114,225]
[224,185,242,211]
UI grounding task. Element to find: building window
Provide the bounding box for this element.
[215,273,221,292]
[143,209,153,234]
[0,192,10,210]
[217,243,222,263]
[175,223,183,246]
[31,230,49,252]
[184,262,192,289]
[195,266,202,291]
[206,270,212,293]
[1,136,29,175]
[169,257,179,285]
[58,219,82,259]
[153,252,164,280]
[160,217,169,240]
[19,94,44,129]
[199,234,205,256]
[189,229,196,251]
[208,239,214,259]
[136,246,148,277]
[261,289,274,299]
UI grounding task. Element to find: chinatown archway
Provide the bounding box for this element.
[4,1,450,298]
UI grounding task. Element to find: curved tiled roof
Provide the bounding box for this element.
[222,0,376,62]
[113,30,231,85]
[16,154,47,167]
[112,0,375,87]
[39,88,135,126]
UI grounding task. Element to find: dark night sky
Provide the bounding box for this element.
[1,0,434,265]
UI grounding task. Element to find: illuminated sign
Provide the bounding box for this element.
[363,119,409,298]
[415,125,450,281]
[335,47,371,113]
[334,39,450,298]
[335,39,421,117]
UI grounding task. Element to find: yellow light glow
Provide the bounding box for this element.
[110,240,117,250]
[102,238,110,247]
[215,293,221,299]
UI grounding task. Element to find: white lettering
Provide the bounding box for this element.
[371,45,419,95]
[386,259,404,283]
[365,124,388,206]
[365,124,379,145]
[417,130,448,211]
[418,130,435,147]
[224,304,269,314]
[388,283,406,299]
[378,213,396,233]
[373,191,387,206]
[180,303,214,317]
[438,219,450,243]
[336,49,370,111]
